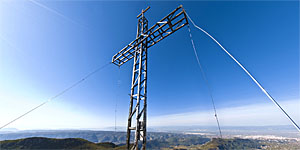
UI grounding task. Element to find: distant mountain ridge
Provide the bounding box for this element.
[0,127,299,149]
[0,130,209,144]
[0,137,124,149]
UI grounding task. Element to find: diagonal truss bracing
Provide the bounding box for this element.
[112,5,188,67]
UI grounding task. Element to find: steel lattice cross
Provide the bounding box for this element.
[112,5,188,150]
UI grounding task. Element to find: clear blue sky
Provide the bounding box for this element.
[0,1,299,129]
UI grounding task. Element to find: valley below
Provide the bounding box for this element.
[0,126,299,149]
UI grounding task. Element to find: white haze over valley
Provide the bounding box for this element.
[149,99,300,127]
[0,88,299,130]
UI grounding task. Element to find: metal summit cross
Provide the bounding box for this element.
[112,5,188,150]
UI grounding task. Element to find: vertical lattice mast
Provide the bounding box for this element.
[126,8,149,150]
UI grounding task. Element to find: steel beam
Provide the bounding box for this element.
[125,11,148,150]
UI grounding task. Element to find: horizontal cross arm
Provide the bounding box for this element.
[112,5,189,66]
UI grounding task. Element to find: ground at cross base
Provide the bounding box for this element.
[1,137,299,150]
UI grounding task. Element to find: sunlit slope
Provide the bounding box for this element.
[199,138,262,150]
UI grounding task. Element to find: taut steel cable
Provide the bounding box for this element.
[185,12,300,133]
[0,62,112,130]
